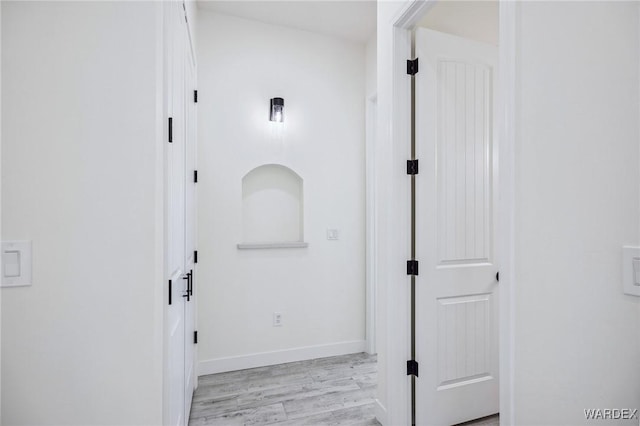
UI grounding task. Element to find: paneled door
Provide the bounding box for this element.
[183,32,198,420]
[415,28,499,425]
[166,1,188,425]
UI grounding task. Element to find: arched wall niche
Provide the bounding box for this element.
[239,164,306,249]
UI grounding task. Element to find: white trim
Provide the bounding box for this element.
[382,3,436,425]
[384,22,411,426]
[393,0,435,29]
[0,2,3,419]
[374,399,387,426]
[385,0,517,424]
[159,2,171,424]
[236,242,308,249]
[365,92,378,355]
[498,2,517,425]
[198,340,367,376]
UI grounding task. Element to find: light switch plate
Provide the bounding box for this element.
[1,241,32,287]
[622,246,640,296]
[327,229,339,240]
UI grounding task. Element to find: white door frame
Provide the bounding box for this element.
[385,1,517,424]
[0,5,3,421]
[366,92,378,355]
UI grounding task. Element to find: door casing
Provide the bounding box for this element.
[381,1,517,424]
[163,1,198,424]
[366,92,378,355]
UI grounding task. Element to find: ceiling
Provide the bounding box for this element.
[197,0,376,44]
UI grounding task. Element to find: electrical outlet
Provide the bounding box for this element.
[273,312,283,327]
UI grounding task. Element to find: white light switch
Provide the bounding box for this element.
[1,241,32,287]
[327,229,339,240]
[633,258,640,286]
[3,251,20,277]
[622,246,640,296]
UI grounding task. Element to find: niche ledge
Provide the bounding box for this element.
[237,242,309,250]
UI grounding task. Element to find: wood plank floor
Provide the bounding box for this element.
[456,415,500,426]
[189,352,499,426]
[189,352,379,426]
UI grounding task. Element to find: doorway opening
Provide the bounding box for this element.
[388,0,516,424]
[414,2,500,424]
[189,1,378,424]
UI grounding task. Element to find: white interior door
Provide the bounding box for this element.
[183,34,197,419]
[167,2,187,425]
[415,28,499,425]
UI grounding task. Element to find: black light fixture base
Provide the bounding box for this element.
[270,97,285,122]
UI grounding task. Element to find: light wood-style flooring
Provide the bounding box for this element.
[457,415,500,426]
[189,352,379,426]
[189,352,500,426]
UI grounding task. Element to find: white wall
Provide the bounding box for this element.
[417,1,498,46]
[514,2,640,424]
[1,2,164,424]
[196,11,366,374]
[376,1,640,425]
[366,35,377,97]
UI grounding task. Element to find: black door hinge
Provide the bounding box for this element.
[407,58,419,75]
[194,250,198,264]
[168,117,173,143]
[407,360,419,377]
[407,159,419,175]
[194,331,198,344]
[194,170,198,183]
[168,280,172,305]
[496,271,500,282]
[407,260,419,276]
[194,90,198,103]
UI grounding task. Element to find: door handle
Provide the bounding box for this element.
[182,273,191,301]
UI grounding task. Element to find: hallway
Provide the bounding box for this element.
[2,2,640,425]
[189,353,378,425]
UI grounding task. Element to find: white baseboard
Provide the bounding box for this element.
[374,399,387,425]
[198,340,366,376]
